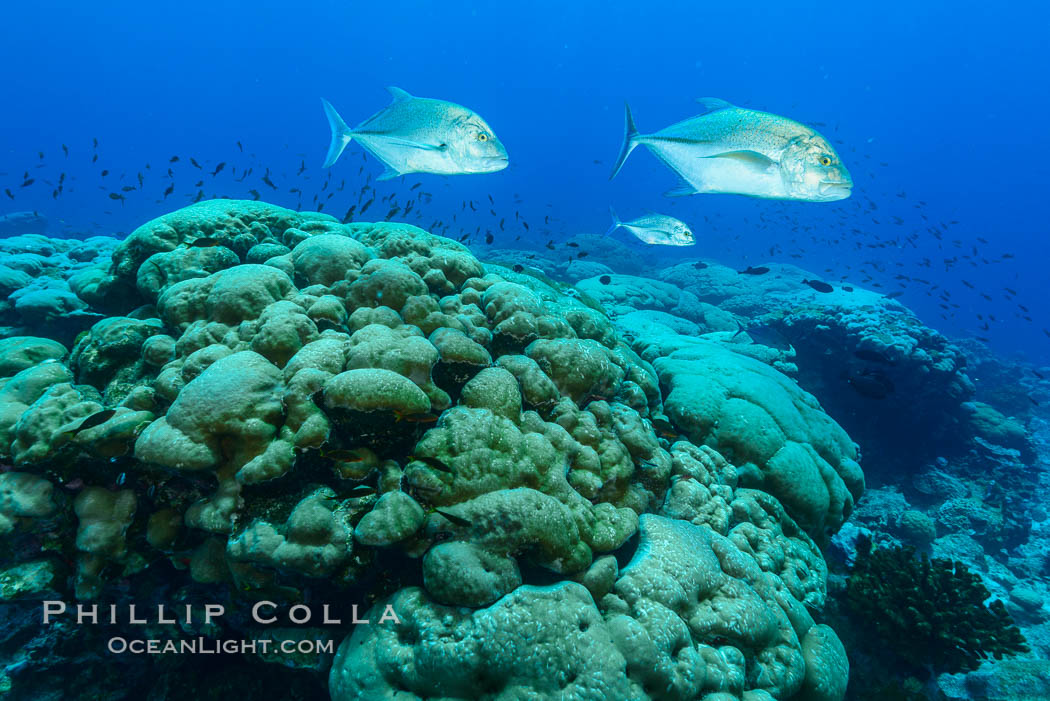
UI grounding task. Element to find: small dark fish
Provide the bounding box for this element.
[3,189,12,200]
[70,409,118,434]
[236,141,243,152]
[599,275,611,285]
[434,509,471,528]
[1032,369,1045,380]
[62,144,69,157]
[396,411,439,424]
[170,156,180,163]
[115,472,127,487]
[20,179,34,187]
[846,369,895,399]
[650,416,676,437]
[739,266,770,275]
[410,182,421,190]
[190,237,220,247]
[193,190,205,203]
[854,349,894,365]
[410,455,455,474]
[121,185,136,192]
[485,233,494,244]
[262,175,277,189]
[108,192,125,203]
[347,485,376,498]
[319,446,367,462]
[190,158,202,169]
[163,184,174,198]
[211,162,226,176]
[249,189,261,200]
[802,279,833,293]
[92,154,98,163]
[512,264,524,272]
[314,318,344,332]
[692,261,707,270]
[842,285,854,292]
[101,169,109,177]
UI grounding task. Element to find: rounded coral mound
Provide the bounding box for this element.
[0,200,863,700]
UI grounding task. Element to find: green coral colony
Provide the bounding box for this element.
[0,200,1024,700]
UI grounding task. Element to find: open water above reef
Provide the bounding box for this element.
[1,1,1048,699]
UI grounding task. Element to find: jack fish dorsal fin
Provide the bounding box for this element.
[695,97,734,114]
[386,86,413,103]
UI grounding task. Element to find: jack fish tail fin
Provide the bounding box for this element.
[321,98,353,168]
[604,206,621,237]
[610,102,640,180]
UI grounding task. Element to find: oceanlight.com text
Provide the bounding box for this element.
[107,636,336,655]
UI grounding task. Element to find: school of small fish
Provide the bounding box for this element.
[1,87,1042,357]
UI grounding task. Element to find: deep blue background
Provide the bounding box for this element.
[1,1,1047,362]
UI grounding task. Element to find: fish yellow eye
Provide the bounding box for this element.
[819,156,832,166]
[477,132,488,142]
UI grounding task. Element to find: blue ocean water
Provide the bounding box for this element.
[1,4,1049,700]
[2,1,1047,361]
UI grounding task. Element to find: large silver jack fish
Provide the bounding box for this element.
[321,87,508,179]
[610,99,852,201]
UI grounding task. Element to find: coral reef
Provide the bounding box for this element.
[331,514,849,701]
[657,260,981,476]
[845,540,1028,675]
[0,235,118,345]
[0,200,869,700]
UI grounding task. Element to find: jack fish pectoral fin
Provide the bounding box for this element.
[394,140,448,152]
[699,150,776,171]
[362,133,449,152]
